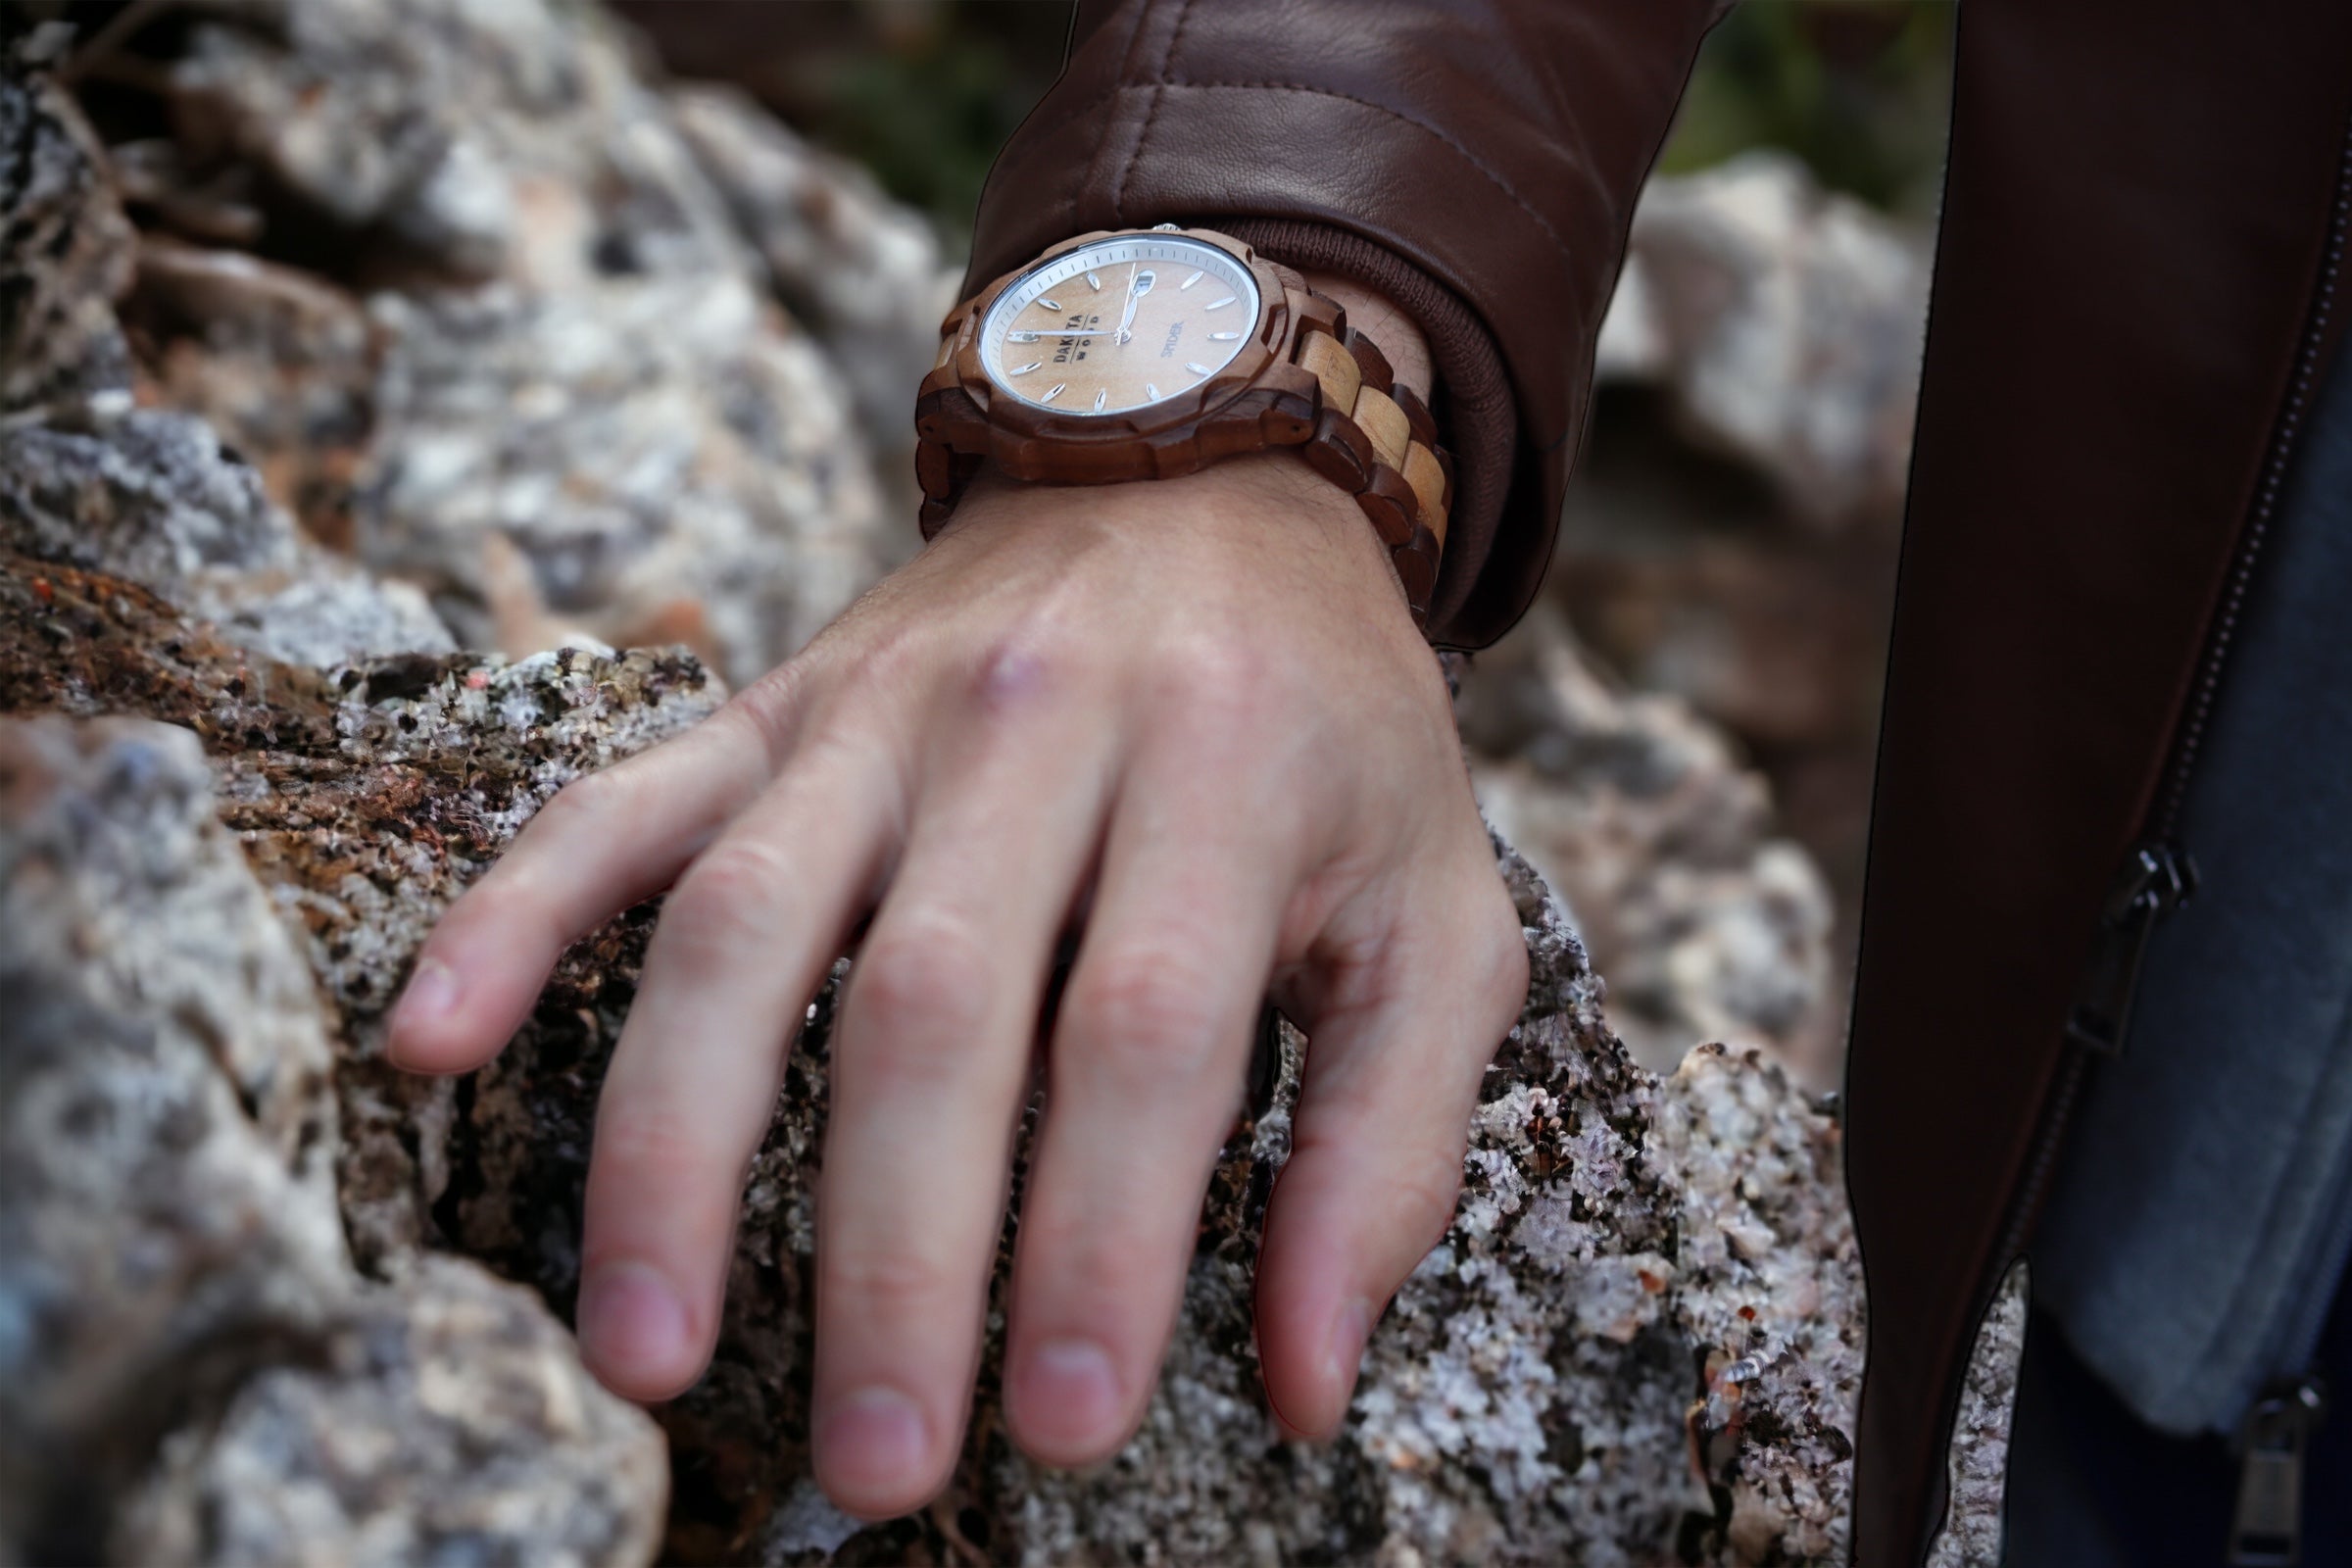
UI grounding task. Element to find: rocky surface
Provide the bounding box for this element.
[0,9,2017,1565]
[0,713,666,1567]
[79,0,942,683]
[1461,605,1836,1074]
[0,554,1875,1561]
[1594,149,1930,533]
[1478,148,1934,1082]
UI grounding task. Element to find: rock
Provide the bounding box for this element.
[123,235,379,550]
[1461,606,1838,1076]
[0,39,135,416]
[667,83,957,452]
[110,0,901,685]
[0,547,1896,1564]
[1929,1264,2028,1568]
[114,1255,668,1568]
[1595,149,1931,532]
[0,406,455,667]
[357,270,884,685]
[0,713,666,1567]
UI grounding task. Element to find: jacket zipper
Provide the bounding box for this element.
[1964,116,2352,1559]
[1981,108,2352,1385]
[2230,1377,2328,1568]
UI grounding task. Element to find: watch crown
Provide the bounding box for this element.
[1150,222,1182,231]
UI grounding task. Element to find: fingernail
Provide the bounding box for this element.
[1016,1337,1122,1453]
[389,957,459,1048]
[818,1386,930,1499]
[577,1260,690,1385]
[1323,1297,1374,1396]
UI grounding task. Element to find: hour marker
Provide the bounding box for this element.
[1145,382,1161,401]
[1087,271,1103,290]
[1204,295,1237,310]
[1009,330,1039,342]
[1092,388,1108,412]
[1185,361,1212,375]
[1208,330,1241,340]
[1039,297,1062,311]
[1179,270,1204,290]
[1042,382,1066,402]
[1010,361,1043,374]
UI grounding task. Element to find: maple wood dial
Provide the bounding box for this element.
[977,233,1262,415]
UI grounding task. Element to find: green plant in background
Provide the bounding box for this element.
[1661,1,1955,215]
[812,10,1055,242]
[630,0,1953,251]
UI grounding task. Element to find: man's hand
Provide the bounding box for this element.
[384,298,1527,1522]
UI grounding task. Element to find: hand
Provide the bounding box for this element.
[385,288,1525,1522]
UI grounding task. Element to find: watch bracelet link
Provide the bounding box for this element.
[1287,313,1450,622]
[913,279,1452,628]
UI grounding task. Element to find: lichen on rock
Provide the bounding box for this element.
[0,713,665,1568]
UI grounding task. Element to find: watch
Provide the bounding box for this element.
[913,224,1453,625]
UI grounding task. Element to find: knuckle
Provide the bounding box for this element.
[1064,949,1232,1083]
[721,674,805,767]
[596,1102,727,1188]
[827,1243,958,1317]
[847,915,994,1068]
[1026,1220,1151,1311]
[661,839,792,965]
[968,622,1079,713]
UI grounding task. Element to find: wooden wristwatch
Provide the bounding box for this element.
[914,225,1453,625]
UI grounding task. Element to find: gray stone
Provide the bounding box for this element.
[0,713,665,1568]
[1464,605,1838,1074]
[1595,150,1931,532]
[0,42,133,416]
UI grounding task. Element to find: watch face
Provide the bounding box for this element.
[978,233,1262,416]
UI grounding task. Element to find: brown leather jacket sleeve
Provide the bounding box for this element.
[965,0,1722,647]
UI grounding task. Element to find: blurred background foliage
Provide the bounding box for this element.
[619,0,1955,251]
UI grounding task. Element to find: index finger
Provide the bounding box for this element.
[385,705,774,1073]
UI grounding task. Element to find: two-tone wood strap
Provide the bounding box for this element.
[1292,319,1452,624]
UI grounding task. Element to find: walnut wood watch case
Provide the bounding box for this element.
[914,225,1452,623]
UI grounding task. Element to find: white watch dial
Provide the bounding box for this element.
[978,234,1262,415]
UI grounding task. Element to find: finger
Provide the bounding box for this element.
[813,656,1121,1519]
[385,700,778,1075]
[1001,766,1297,1469]
[575,731,903,1401]
[1253,871,1529,1440]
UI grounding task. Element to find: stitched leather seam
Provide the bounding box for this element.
[1114,0,1195,221]
[1157,79,1571,260]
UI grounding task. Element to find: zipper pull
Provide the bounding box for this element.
[2065,841,2198,1055]
[2230,1377,2328,1566]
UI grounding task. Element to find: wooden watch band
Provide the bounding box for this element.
[913,236,1451,627]
[1287,315,1451,621]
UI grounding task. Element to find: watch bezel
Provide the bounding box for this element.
[976,232,1264,416]
[917,226,1327,483]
